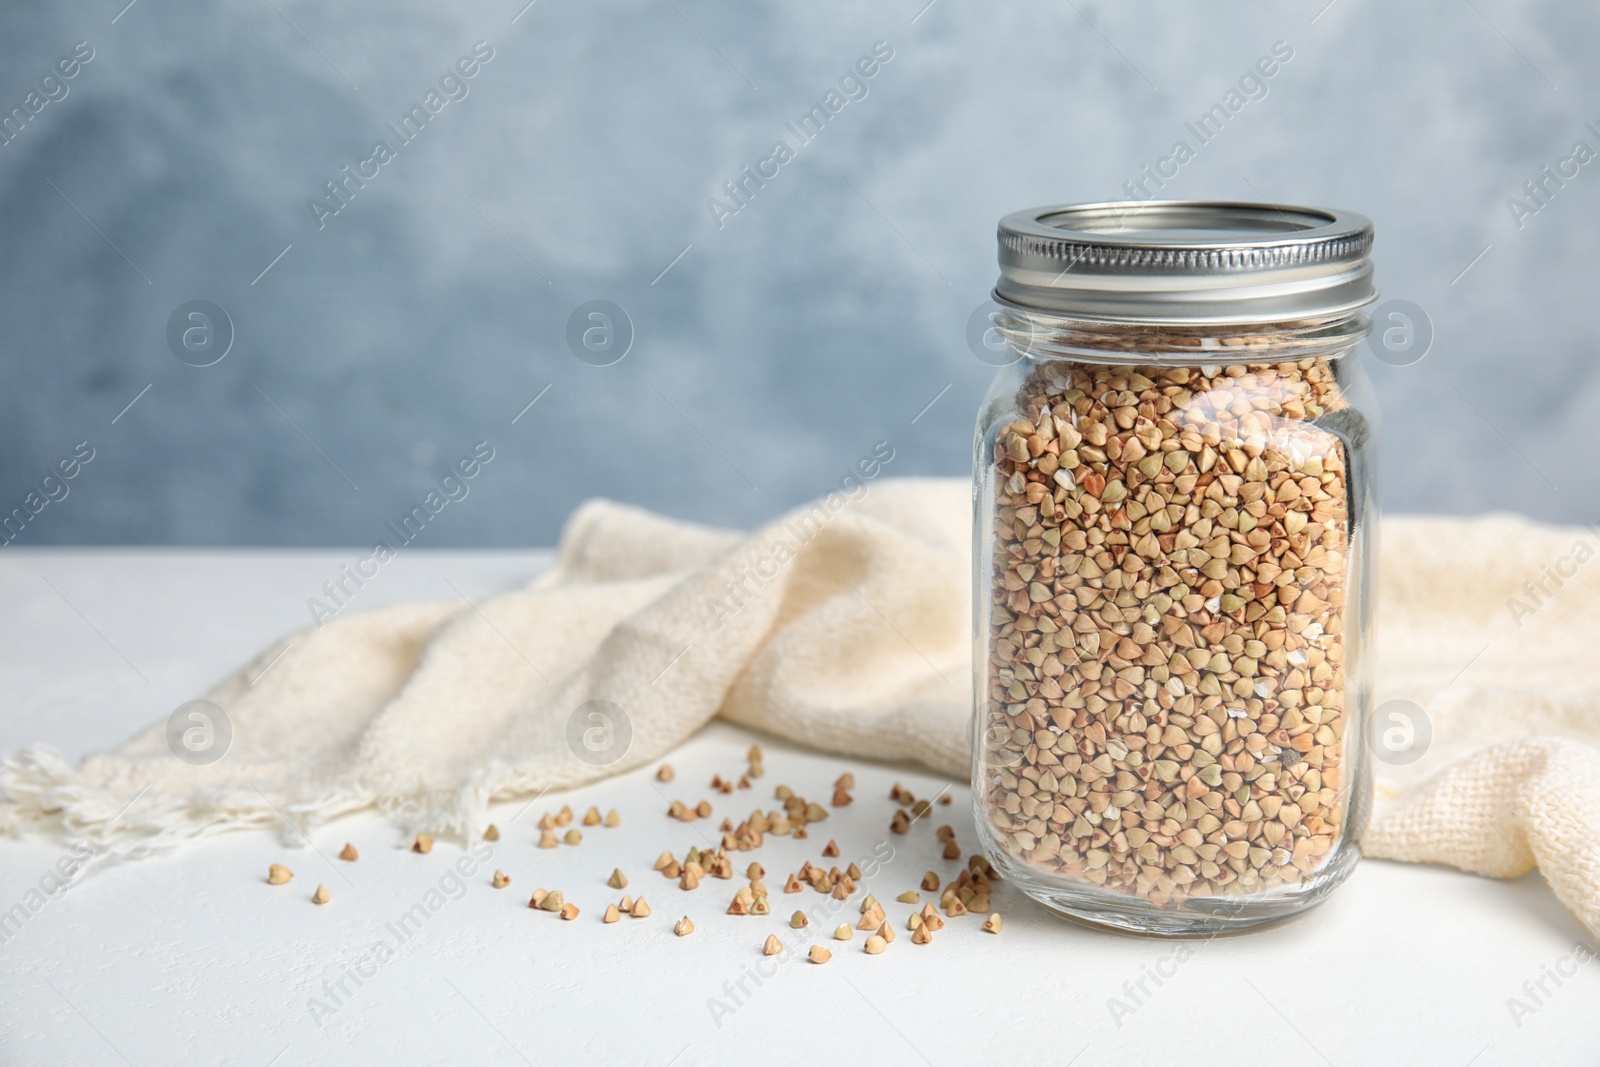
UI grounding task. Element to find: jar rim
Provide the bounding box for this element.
[989,304,1372,366]
[995,200,1377,326]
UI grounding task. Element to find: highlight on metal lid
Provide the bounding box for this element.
[995,200,1376,326]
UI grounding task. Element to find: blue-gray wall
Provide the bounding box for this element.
[2,0,1596,546]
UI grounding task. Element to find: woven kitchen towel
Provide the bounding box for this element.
[1355,514,1600,939]
[2,479,1598,937]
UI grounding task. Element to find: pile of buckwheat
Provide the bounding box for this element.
[983,354,1353,906]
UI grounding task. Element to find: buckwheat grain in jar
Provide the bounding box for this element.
[972,202,1378,935]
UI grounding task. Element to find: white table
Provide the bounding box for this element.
[2,550,1595,1066]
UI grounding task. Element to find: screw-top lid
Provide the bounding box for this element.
[994,201,1375,326]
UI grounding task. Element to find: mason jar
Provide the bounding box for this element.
[972,202,1379,935]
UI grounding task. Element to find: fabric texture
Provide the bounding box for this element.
[2,479,1597,936]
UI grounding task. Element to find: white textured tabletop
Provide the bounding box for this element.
[1,549,1595,1067]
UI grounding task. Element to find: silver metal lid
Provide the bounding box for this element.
[994,201,1376,326]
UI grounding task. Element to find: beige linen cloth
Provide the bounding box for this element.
[3,479,1598,936]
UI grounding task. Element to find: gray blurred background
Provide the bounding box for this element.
[1,0,1595,547]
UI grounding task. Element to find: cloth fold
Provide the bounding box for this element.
[3,479,1598,937]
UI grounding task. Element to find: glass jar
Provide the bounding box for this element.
[972,202,1379,935]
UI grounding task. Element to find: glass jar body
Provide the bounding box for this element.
[971,317,1377,935]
